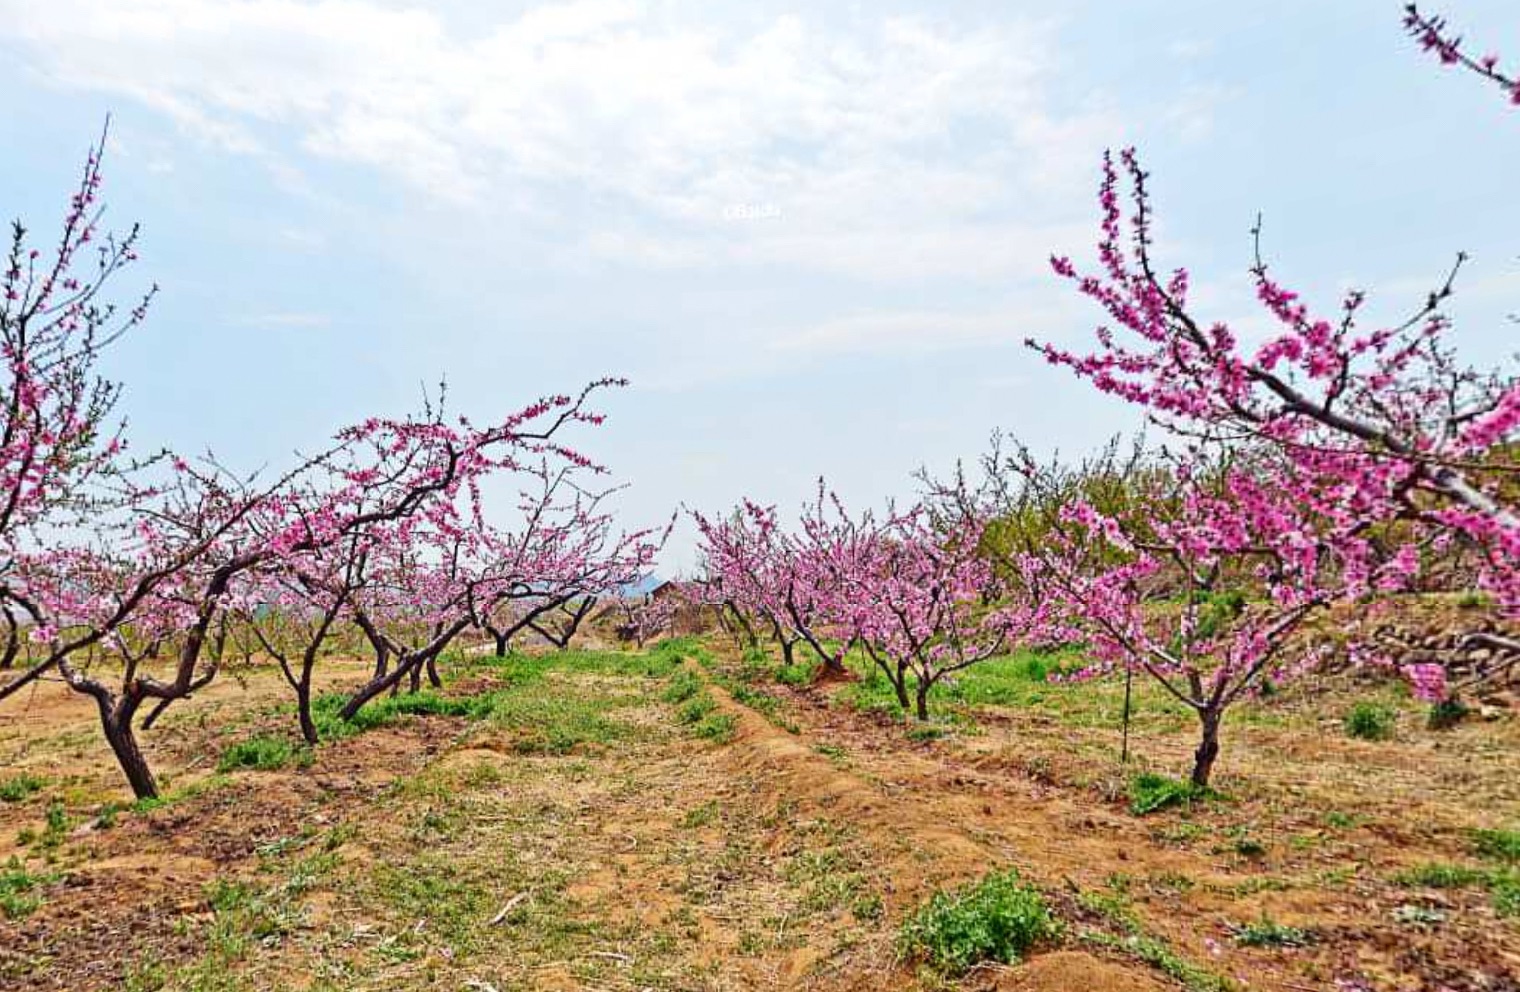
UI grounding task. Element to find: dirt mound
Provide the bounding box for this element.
[991,951,1168,992]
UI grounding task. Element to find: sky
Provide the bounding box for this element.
[2,0,1517,572]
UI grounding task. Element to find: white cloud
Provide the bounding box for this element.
[1,0,1122,282]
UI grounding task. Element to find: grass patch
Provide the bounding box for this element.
[726,682,799,733]
[681,801,720,829]
[309,648,665,752]
[693,712,738,743]
[372,856,492,950]
[828,645,1190,732]
[1128,773,1213,816]
[662,669,703,704]
[489,690,633,754]
[1343,701,1396,741]
[643,637,710,675]
[666,676,738,743]
[0,856,58,919]
[0,773,46,803]
[1394,861,1520,918]
[898,867,1057,974]
[1394,862,1487,888]
[1082,931,1236,992]
[1427,697,1469,730]
[677,694,717,724]
[218,734,312,773]
[781,822,877,918]
[1472,827,1520,864]
[308,690,487,741]
[1077,887,1141,933]
[1229,914,1313,947]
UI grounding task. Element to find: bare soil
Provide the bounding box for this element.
[1,643,1517,991]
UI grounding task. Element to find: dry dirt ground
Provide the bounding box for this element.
[0,640,1517,991]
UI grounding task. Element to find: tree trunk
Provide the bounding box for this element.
[1120,667,1134,765]
[1191,708,1222,788]
[727,604,758,649]
[425,653,442,688]
[914,680,931,722]
[494,632,509,657]
[100,698,157,799]
[296,679,318,745]
[140,696,174,731]
[372,642,390,680]
[0,607,18,670]
[780,638,795,668]
[892,668,911,712]
[342,652,427,720]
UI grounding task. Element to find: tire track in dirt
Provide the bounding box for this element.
[698,670,1173,991]
[700,661,1520,992]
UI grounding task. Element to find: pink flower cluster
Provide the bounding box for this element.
[1404,4,1520,105]
[1032,134,1520,701]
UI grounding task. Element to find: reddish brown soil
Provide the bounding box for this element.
[1,647,1517,991]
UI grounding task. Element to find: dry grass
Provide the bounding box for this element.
[0,642,1517,991]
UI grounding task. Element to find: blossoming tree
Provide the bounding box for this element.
[1031,24,1520,699]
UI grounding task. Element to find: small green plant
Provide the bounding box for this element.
[1077,888,1140,933]
[218,734,311,773]
[693,712,738,743]
[1128,773,1210,816]
[0,773,46,803]
[0,857,58,919]
[775,662,814,686]
[1081,931,1235,992]
[40,801,69,849]
[898,868,1057,974]
[1229,913,1313,947]
[1492,874,1520,917]
[1343,701,1395,741]
[682,801,720,829]
[669,681,738,742]
[1472,827,1520,864]
[677,694,717,724]
[1428,697,1469,730]
[852,891,885,921]
[662,670,702,704]
[1394,862,1486,888]
[727,682,798,732]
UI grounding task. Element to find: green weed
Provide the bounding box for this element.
[1229,914,1313,947]
[218,734,311,773]
[1128,773,1212,816]
[1343,701,1396,741]
[898,868,1057,974]
[1472,827,1520,864]
[0,773,46,802]
[0,856,58,919]
[1082,931,1236,992]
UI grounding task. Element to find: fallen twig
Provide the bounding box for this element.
[489,890,532,926]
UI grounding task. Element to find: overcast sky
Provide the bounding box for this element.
[3,0,1517,571]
